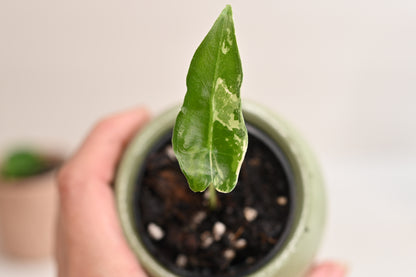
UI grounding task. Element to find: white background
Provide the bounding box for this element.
[1,0,415,276]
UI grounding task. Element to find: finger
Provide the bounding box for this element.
[65,107,150,184]
[55,215,66,277]
[306,261,348,277]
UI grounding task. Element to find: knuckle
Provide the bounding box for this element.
[57,162,99,202]
[56,164,82,198]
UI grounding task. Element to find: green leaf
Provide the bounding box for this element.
[172,5,248,193]
[0,149,49,180]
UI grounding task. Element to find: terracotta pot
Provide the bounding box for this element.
[115,101,326,277]
[0,169,58,259]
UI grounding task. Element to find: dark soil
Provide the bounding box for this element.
[134,126,294,277]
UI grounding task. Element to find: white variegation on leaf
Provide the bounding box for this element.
[172,5,248,194]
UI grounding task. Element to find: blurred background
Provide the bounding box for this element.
[0,0,415,276]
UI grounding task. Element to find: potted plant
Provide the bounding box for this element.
[116,5,325,277]
[0,148,61,259]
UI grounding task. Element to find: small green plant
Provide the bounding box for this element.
[0,149,50,180]
[172,5,248,209]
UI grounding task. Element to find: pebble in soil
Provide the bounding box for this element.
[136,131,292,276]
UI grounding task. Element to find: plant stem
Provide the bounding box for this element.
[209,184,218,210]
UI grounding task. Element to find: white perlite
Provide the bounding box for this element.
[234,238,247,249]
[165,146,176,161]
[200,231,214,248]
[147,223,164,240]
[213,221,226,241]
[243,207,258,222]
[192,211,207,225]
[276,196,288,206]
[176,254,187,268]
[223,249,236,260]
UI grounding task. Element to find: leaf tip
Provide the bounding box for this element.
[223,5,233,16]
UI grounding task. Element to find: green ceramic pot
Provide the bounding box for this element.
[115,101,326,277]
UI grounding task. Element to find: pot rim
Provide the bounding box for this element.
[115,100,326,277]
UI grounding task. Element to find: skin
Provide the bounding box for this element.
[55,107,347,277]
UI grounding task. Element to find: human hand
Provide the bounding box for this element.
[55,107,347,277]
[56,107,150,277]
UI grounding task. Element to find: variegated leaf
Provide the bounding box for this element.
[172,5,248,193]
